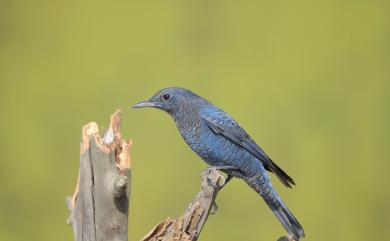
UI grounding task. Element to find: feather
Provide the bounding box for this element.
[201,112,295,188]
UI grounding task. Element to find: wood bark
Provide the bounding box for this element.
[140,168,225,241]
[66,110,132,241]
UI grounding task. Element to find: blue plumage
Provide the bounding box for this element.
[133,87,305,240]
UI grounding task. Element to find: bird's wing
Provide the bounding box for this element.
[201,109,295,188]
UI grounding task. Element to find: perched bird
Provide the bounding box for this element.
[133,87,305,240]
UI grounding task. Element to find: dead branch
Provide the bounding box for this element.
[141,168,224,241]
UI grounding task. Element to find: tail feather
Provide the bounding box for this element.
[246,170,304,240]
[270,199,305,240]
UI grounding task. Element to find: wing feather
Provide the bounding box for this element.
[202,115,295,188]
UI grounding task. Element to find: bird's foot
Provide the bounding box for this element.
[205,167,223,189]
[206,166,237,189]
[210,202,218,214]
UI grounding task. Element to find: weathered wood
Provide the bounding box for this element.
[141,168,225,241]
[66,110,132,241]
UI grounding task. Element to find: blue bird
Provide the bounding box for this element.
[133,87,305,240]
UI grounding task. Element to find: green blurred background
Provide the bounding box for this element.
[1,1,389,241]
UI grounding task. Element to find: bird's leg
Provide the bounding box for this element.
[224,174,233,186]
[210,202,218,214]
[205,166,238,215]
[206,165,238,189]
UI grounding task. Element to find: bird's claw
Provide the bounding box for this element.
[206,169,221,189]
[206,166,216,174]
[210,202,218,214]
[206,166,236,189]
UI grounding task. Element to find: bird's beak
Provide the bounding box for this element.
[132,100,157,109]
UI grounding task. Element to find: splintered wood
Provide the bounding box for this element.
[141,169,225,241]
[66,110,132,241]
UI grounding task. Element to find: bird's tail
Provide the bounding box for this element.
[269,197,305,240]
[248,174,305,240]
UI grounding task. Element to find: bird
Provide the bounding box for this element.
[132,87,305,240]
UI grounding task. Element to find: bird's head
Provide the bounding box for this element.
[132,87,207,116]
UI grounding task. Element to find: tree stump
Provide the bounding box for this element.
[66,110,132,241]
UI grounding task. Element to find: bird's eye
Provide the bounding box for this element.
[161,93,171,101]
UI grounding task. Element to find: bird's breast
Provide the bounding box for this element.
[179,122,243,165]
